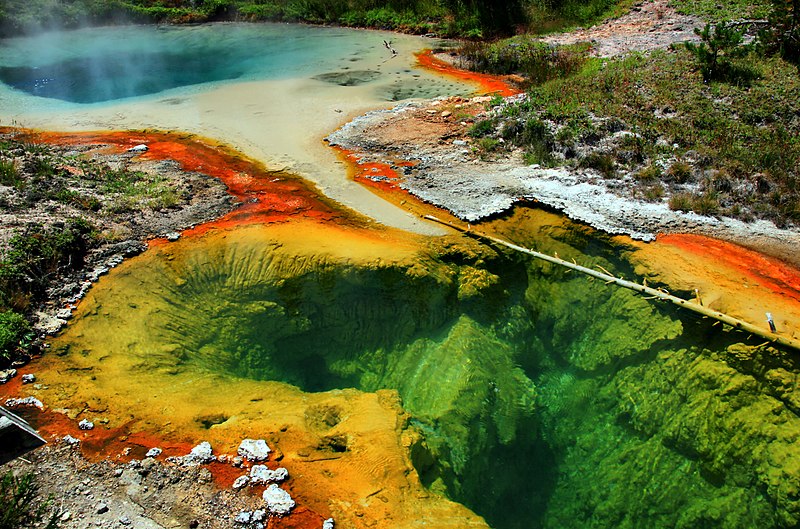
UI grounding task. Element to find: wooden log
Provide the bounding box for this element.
[424,215,800,353]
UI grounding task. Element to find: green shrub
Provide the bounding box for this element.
[468,119,496,138]
[0,219,98,309]
[669,192,694,212]
[0,311,31,364]
[580,152,616,178]
[685,23,751,82]
[0,471,59,529]
[692,192,720,216]
[459,38,588,84]
[643,184,665,202]
[0,159,20,187]
[667,161,693,183]
[635,164,662,182]
[758,0,800,65]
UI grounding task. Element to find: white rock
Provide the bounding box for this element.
[5,396,43,409]
[182,441,215,465]
[323,518,335,529]
[262,484,295,515]
[63,435,81,446]
[249,465,288,485]
[21,374,36,384]
[238,439,271,461]
[145,447,162,458]
[165,232,181,241]
[128,144,148,153]
[252,510,266,522]
[234,511,252,524]
[79,419,95,430]
[232,476,250,491]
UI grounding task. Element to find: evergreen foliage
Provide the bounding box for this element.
[0,472,60,529]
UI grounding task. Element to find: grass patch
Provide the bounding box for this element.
[0,471,60,529]
[671,0,772,22]
[0,159,20,188]
[498,47,800,226]
[458,38,590,84]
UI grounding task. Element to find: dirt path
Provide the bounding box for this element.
[543,0,702,56]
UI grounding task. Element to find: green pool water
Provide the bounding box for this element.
[41,213,800,529]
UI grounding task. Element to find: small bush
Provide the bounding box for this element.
[692,192,720,216]
[685,23,751,82]
[0,471,60,529]
[468,119,495,138]
[580,152,616,178]
[669,192,694,212]
[635,164,662,182]
[0,311,31,364]
[667,161,693,183]
[643,184,665,202]
[0,159,20,187]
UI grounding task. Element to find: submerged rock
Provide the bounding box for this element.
[262,484,294,515]
[238,438,271,462]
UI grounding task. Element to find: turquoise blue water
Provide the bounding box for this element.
[0,23,465,104]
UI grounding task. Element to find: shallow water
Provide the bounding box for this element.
[0,23,470,233]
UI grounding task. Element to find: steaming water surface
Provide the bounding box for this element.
[0,23,471,232]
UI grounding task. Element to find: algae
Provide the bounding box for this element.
[29,212,800,529]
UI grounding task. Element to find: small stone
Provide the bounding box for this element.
[182,441,215,465]
[217,454,229,463]
[249,465,288,485]
[238,439,271,462]
[21,374,35,384]
[119,516,132,525]
[234,511,252,524]
[232,456,244,467]
[5,396,43,409]
[453,139,467,146]
[79,419,95,430]
[252,510,266,522]
[262,484,295,515]
[60,511,71,522]
[145,447,162,458]
[128,144,148,153]
[0,369,17,384]
[232,476,249,491]
[165,232,181,242]
[97,503,109,514]
[114,468,124,477]
[441,110,452,118]
[323,518,335,529]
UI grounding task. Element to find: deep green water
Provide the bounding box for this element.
[48,215,800,529]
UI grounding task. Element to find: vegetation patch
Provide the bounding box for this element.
[480,45,799,227]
